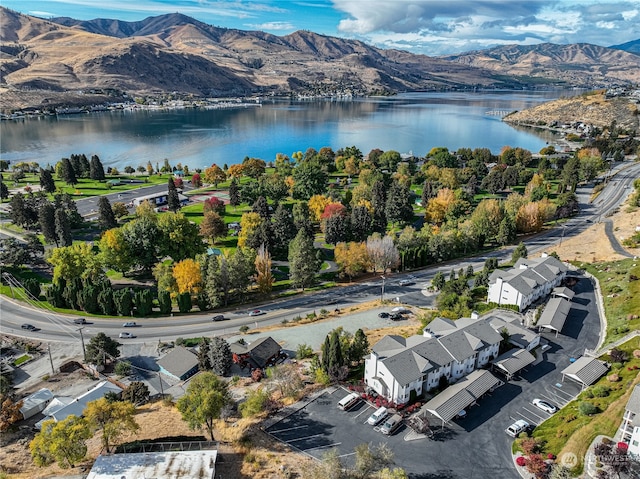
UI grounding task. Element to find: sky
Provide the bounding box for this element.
[3,0,639,55]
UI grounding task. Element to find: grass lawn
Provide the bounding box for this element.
[12,354,31,366]
[528,340,640,473]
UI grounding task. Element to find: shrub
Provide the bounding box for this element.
[611,362,623,370]
[176,337,185,346]
[114,360,131,377]
[239,387,270,418]
[239,325,249,334]
[296,343,315,359]
[521,438,541,455]
[516,456,527,467]
[633,350,640,359]
[579,401,598,416]
[251,369,263,382]
[592,385,610,397]
[609,348,628,363]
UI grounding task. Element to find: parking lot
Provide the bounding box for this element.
[265,276,601,479]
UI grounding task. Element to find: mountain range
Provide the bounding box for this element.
[1,7,639,112]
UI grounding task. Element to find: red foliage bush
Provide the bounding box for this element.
[251,368,263,382]
[516,456,527,467]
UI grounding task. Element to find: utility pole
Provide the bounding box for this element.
[77,327,87,362]
[157,372,165,398]
[380,276,386,302]
[47,344,55,375]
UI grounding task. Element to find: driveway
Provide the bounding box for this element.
[265,275,601,478]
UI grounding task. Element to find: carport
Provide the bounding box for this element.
[423,370,503,426]
[561,356,609,390]
[552,287,575,301]
[492,348,536,381]
[538,297,571,337]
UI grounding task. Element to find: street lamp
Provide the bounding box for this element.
[380,276,386,302]
[559,225,566,246]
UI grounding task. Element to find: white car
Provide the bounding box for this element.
[248,310,265,317]
[123,321,137,327]
[506,419,530,437]
[398,279,414,286]
[119,332,136,339]
[532,399,557,414]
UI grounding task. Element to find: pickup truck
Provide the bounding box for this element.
[506,419,530,437]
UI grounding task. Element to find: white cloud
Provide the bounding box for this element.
[248,21,296,31]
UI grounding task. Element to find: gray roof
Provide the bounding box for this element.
[626,384,640,416]
[489,317,539,348]
[492,348,536,375]
[230,336,282,368]
[424,370,502,423]
[381,338,450,387]
[562,357,609,386]
[552,287,575,300]
[490,255,568,295]
[156,346,199,379]
[538,297,572,332]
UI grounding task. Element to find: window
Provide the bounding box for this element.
[633,440,639,447]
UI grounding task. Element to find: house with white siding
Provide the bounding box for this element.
[620,384,640,456]
[487,254,568,311]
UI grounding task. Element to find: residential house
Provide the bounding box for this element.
[19,388,54,420]
[156,346,199,381]
[365,311,541,404]
[620,384,640,456]
[87,450,217,479]
[230,336,284,370]
[487,254,568,311]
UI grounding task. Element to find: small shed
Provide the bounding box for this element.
[156,346,199,381]
[20,388,54,420]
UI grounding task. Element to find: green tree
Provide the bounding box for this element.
[351,205,373,242]
[432,271,445,291]
[239,387,270,418]
[288,229,321,290]
[176,372,231,440]
[59,158,77,185]
[30,416,90,469]
[271,204,296,259]
[511,242,528,263]
[56,193,83,228]
[39,168,56,194]
[385,180,413,225]
[292,161,328,200]
[208,337,232,376]
[497,215,517,246]
[349,329,369,364]
[157,289,172,314]
[228,177,240,206]
[84,398,139,453]
[48,242,104,284]
[324,213,351,245]
[54,208,73,247]
[134,289,154,316]
[561,156,580,192]
[98,196,117,230]
[38,202,58,245]
[167,177,181,212]
[121,216,160,273]
[89,155,105,181]
[121,381,150,405]
[177,292,192,313]
[85,332,121,366]
[157,212,204,261]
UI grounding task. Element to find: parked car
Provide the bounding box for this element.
[119,332,136,339]
[367,406,389,426]
[389,313,403,321]
[211,315,227,321]
[380,414,403,435]
[123,321,137,327]
[506,419,530,437]
[337,392,361,411]
[378,312,389,318]
[73,318,87,324]
[391,306,410,314]
[21,324,37,331]
[532,399,557,414]
[248,310,265,316]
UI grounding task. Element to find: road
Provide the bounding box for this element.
[1,161,638,344]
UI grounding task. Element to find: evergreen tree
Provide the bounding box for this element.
[86,332,121,366]
[38,202,58,245]
[292,160,328,200]
[114,289,133,316]
[208,337,232,376]
[98,196,117,230]
[511,242,528,263]
[98,288,116,316]
[56,193,83,228]
[197,338,212,371]
[325,214,351,245]
[228,177,241,207]
[351,205,373,242]
[292,201,314,238]
[157,290,172,314]
[349,329,369,364]
[497,216,516,246]
[321,334,331,372]
[60,158,77,185]
[133,289,154,316]
[328,330,344,371]
[54,208,72,246]
[9,192,28,227]
[167,177,181,212]
[0,181,8,200]
[271,204,296,259]
[89,155,105,181]
[288,229,321,291]
[421,180,435,207]
[39,168,56,193]
[177,292,192,313]
[371,180,387,212]
[561,156,580,192]
[252,196,270,219]
[432,271,445,291]
[385,180,414,225]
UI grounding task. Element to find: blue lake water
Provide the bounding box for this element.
[1,91,571,171]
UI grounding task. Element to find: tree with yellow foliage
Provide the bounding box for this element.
[173,259,202,295]
[308,194,332,222]
[335,242,370,281]
[134,200,158,220]
[48,242,105,284]
[203,164,226,187]
[98,227,133,273]
[424,188,456,225]
[254,244,274,296]
[227,164,244,178]
[237,212,262,248]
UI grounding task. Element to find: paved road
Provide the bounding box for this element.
[603,219,634,258]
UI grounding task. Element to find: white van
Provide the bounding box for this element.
[380,414,403,435]
[337,392,361,411]
[367,406,388,426]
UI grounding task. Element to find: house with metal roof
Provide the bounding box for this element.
[487,254,568,311]
[561,356,609,390]
[619,384,640,456]
[537,297,572,336]
[19,388,54,420]
[87,450,217,479]
[156,346,199,381]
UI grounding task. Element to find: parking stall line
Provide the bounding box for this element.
[285,434,324,443]
[522,407,547,421]
[339,452,357,458]
[269,425,307,434]
[304,442,342,452]
[355,405,373,419]
[539,393,562,406]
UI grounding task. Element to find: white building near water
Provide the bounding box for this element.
[487,254,568,311]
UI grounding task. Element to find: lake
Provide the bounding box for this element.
[1,91,570,171]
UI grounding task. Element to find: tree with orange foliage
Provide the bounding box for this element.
[227,164,244,179]
[199,211,226,244]
[173,259,202,295]
[0,395,23,432]
[335,242,370,281]
[203,164,226,187]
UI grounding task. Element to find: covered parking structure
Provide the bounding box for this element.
[561,356,609,390]
[423,370,503,426]
[491,348,536,381]
[538,297,572,336]
[552,287,575,301]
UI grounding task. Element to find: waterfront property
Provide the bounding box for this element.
[487,254,568,311]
